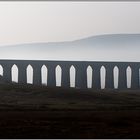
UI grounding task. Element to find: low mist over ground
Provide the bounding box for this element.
[0,34,140,61]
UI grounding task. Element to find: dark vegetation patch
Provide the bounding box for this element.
[0,83,139,111]
[0,83,139,138]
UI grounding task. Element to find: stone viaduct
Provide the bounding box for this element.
[0,59,139,89]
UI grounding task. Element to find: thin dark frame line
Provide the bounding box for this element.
[0,0,140,1]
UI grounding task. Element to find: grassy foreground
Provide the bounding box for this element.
[0,83,140,138]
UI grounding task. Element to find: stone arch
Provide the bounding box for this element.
[0,65,3,76]
[70,65,76,87]
[26,64,33,84]
[55,65,62,87]
[87,65,92,88]
[126,66,132,88]
[113,66,119,89]
[41,65,48,85]
[11,64,18,83]
[100,66,106,89]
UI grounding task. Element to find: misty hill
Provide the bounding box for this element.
[0,34,140,61]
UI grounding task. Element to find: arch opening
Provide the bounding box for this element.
[113,66,119,89]
[26,65,33,84]
[55,65,62,87]
[70,65,76,87]
[139,68,140,87]
[11,64,18,83]
[41,65,48,85]
[100,66,106,89]
[127,66,132,88]
[0,65,3,76]
[87,65,92,88]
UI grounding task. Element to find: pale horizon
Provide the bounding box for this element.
[0,2,140,46]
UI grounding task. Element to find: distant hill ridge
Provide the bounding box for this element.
[0,34,139,61]
[1,33,140,47]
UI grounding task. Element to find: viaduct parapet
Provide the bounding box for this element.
[0,60,139,89]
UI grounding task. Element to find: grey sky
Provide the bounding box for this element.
[0,2,140,46]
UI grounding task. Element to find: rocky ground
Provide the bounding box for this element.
[0,83,139,138]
